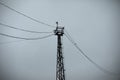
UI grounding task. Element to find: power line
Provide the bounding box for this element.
[64,29,75,43]
[0,1,55,28]
[0,33,54,40]
[0,22,53,33]
[64,30,120,76]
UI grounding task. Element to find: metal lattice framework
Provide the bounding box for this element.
[54,22,65,80]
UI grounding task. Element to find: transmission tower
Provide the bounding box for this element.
[54,22,65,80]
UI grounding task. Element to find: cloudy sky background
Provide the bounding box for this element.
[0,0,120,80]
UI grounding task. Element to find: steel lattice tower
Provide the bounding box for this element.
[54,22,65,80]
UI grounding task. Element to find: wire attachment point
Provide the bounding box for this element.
[54,22,64,36]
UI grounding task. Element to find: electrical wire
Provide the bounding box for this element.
[0,22,53,33]
[0,1,55,28]
[0,33,54,40]
[64,30,120,76]
[64,29,75,43]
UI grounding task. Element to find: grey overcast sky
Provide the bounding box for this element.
[0,0,120,80]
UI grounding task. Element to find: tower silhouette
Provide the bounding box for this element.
[54,22,65,80]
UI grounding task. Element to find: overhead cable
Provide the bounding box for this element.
[0,33,54,40]
[0,22,53,33]
[64,30,120,76]
[0,1,55,28]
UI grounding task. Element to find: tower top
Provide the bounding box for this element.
[54,22,64,36]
